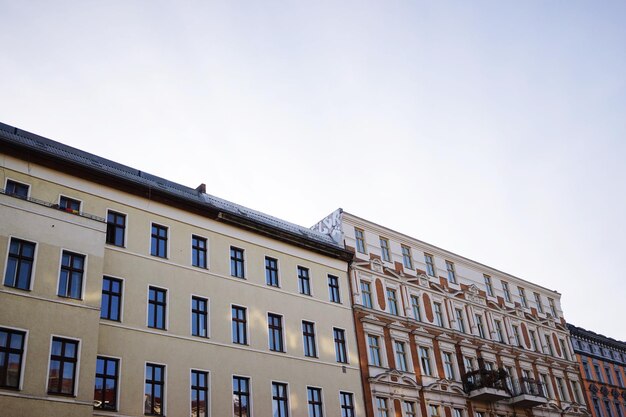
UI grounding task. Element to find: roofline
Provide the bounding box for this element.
[567,323,626,349]
[0,122,353,262]
[342,210,562,295]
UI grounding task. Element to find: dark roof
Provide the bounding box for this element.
[0,122,350,260]
[567,323,626,350]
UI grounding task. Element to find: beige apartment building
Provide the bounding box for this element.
[313,209,589,417]
[0,123,365,417]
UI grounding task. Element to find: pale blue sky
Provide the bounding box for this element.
[1,1,625,338]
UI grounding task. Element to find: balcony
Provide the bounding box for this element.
[506,378,548,408]
[463,368,510,402]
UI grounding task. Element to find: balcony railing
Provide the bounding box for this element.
[463,368,509,392]
[507,378,548,407]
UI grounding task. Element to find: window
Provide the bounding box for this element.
[106,211,126,247]
[0,327,26,389]
[606,366,614,384]
[355,228,366,253]
[4,237,35,290]
[556,377,568,401]
[605,400,614,417]
[424,254,436,276]
[268,314,284,352]
[475,315,486,339]
[544,335,554,356]
[401,245,413,269]
[502,281,511,302]
[233,376,250,417]
[232,306,247,345]
[145,363,165,415]
[230,247,245,278]
[298,266,311,295]
[593,398,603,417]
[59,196,81,213]
[58,251,85,299]
[419,347,432,376]
[380,237,391,262]
[583,360,592,379]
[150,224,168,258]
[518,287,528,307]
[446,261,457,283]
[512,325,522,347]
[429,404,440,417]
[361,281,373,308]
[617,403,624,417]
[560,339,570,361]
[548,298,557,317]
[191,296,208,337]
[265,256,279,287]
[434,302,444,327]
[529,330,539,351]
[571,380,582,404]
[334,328,348,363]
[464,356,475,372]
[302,321,317,357]
[376,397,389,417]
[616,368,623,387]
[340,392,355,417]
[395,341,408,372]
[94,356,119,410]
[443,352,455,380]
[541,374,552,399]
[404,402,417,417]
[328,275,341,303]
[148,287,167,330]
[192,235,207,268]
[191,370,208,417]
[484,275,494,296]
[307,387,323,417]
[368,335,382,367]
[5,179,29,198]
[534,292,544,313]
[411,295,422,321]
[387,288,399,315]
[495,320,505,343]
[272,382,289,417]
[454,409,464,417]
[101,277,122,321]
[455,309,465,333]
[594,363,604,382]
[47,337,78,395]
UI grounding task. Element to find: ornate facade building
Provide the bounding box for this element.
[314,209,589,417]
[568,324,626,417]
[0,123,365,417]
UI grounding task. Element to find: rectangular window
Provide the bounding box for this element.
[340,392,355,417]
[148,287,167,330]
[145,363,165,415]
[594,363,604,382]
[616,368,623,387]
[58,251,85,299]
[150,224,168,258]
[59,196,81,213]
[617,403,624,417]
[443,352,455,379]
[560,339,570,361]
[429,404,440,417]
[0,327,26,389]
[376,397,389,417]
[411,295,422,321]
[101,276,122,321]
[502,281,511,302]
[475,315,486,339]
[484,275,494,297]
[4,237,35,290]
[424,254,436,276]
[404,402,417,417]
[513,325,522,347]
[298,266,311,295]
[355,228,366,253]
[268,314,285,352]
[529,330,539,351]
[420,347,432,376]
[307,387,323,417]
[464,356,475,372]
[606,366,614,384]
[272,382,289,417]
[5,179,29,198]
[454,409,464,417]
[233,376,250,417]
[401,245,413,269]
[106,211,126,247]
[593,398,603,417]
[571,380,582,404]
[387,288,399,315]
[446,261,457,283]
[361,281,373,308]
[368,335,382,367]
[455,309,465,333]
[541,374,552,398]
[544,335,554,356]
[232,306,247,345]
[328,275,341,303]
[434,302,444,327]
[191,296,208,338]
[583,360,592,379]
[380,237,391,262]
[605,400,614,417]
[302,321,317,358]
[192,235,207,268]
[556,377,568,401]
[191,370,208,417]
[548,298,557,317]
[534,292,544,313]
[395,341,408,372]
[265,256,279,287]
[495,320,504,343]
[334,328,348,363]
[94,356,119,410]
[230,247,245,278]
[518,287,528,307]
[47,337,78,395]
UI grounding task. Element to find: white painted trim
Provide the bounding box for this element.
[190,233,210,270]
[146,285,169,331]
[56,248,88,301]
[143,361,167,416]
[149,222,170,259]
[300,319,319,359]
[4,177,31,198]
[296,264,313,297]
[2,235,38,291]
[231,374,253,417]
[228,245,247,280]
[0,324,29,390]
[263,254,281,288]
[270,380,291,417]
[105,208,129,248]
[266,311,286,354]
[101,275,125,323]
[189,368,211,417]
[45,334,82,397]
[230,303,249,346]
[95,354,122,412]
[190,293,211,339]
